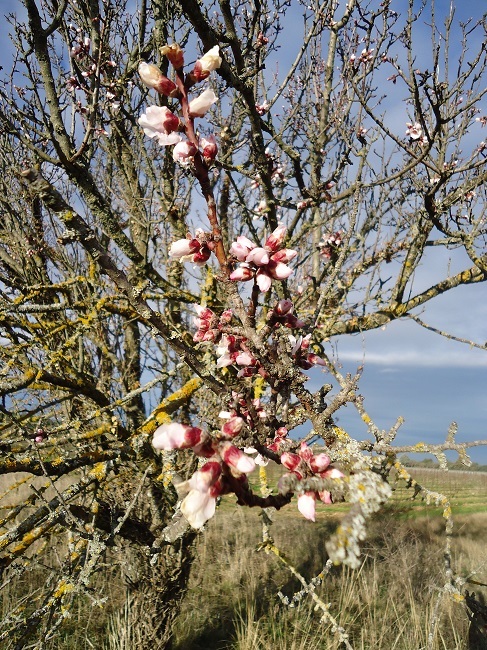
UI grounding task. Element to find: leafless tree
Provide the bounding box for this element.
[0,0,486,647]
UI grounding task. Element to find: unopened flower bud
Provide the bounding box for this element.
[220,441,255,474]
[221,416,244,438]
[160,43,184,69]
[275,299,293,315]
[280,452,302,472]
[138,62,177,96]
[200,134,218,161]
[189,88,218,117]
[192,46,222,82]
[152,422,203,450]
[173,140,198,165]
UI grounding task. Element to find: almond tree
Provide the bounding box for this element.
[1,0,486,648]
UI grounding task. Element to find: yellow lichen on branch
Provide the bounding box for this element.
[138,377,203,435]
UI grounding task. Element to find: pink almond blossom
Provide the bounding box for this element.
[191,46,222,82]
[188,89,218,117]
[200,134,218,161]
[169,231,211,266]
[152,422,204,450]
[405,121,422,140]
[298,492,316,521]
[138,106,182,146]
[180,461,222,529]
[173,140,198,165]
[138,62,177,96]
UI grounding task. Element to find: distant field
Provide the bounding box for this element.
[243,463,487,520]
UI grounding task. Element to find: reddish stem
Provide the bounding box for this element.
[174,68,228,271]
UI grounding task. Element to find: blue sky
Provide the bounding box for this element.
[1,0,485,463]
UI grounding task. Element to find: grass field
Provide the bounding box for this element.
[1,467,487,649]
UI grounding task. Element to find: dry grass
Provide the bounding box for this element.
[1,469,487,648]
[172,510,487,650]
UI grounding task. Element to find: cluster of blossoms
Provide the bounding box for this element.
[67,28,118,111]
[288,334,327,370]
[278,443,344,521]
[193,305,233,342]
[405,122,427,145]
[350,48,374,65]
[319,231,343,259]
[152,418,254,529]
[169,229,216,266]
[137,44,222,165]
[192,297,326,378]
[70,32,91,60]
[192,305,261,376]
[229,224,297,292]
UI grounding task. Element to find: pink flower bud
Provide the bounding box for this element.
[152,422,203,450]
[230,264,254,282]
[306,353,327,367]
[220,442,256,474]
[309,453,331,473]
[194,304,214,320]
[298,492,316,521]
[267,261,293,280]
[255,271,272,292]
[221,416,244,438]
[160,43,184,69]
[173,140,197,165]
[319,490,332,504]
[275,299,293,315]
[181,486,216,529]
[265,224,287,252]
[138,62,177,96]
[189,461,222,491]
[188,88,218,117]
[299,442,314,462]
[246,247,269,266]
[191,46,222,82]
[230,236,255,261]
[271,248,298,264]
[219,309,233,324]
[280,452,302,472]
[200,134,218,160]
[321,467,345,479]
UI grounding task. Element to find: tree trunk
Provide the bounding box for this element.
[118,531,197,650]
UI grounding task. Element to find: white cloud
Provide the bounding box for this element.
[337,348,487,368]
